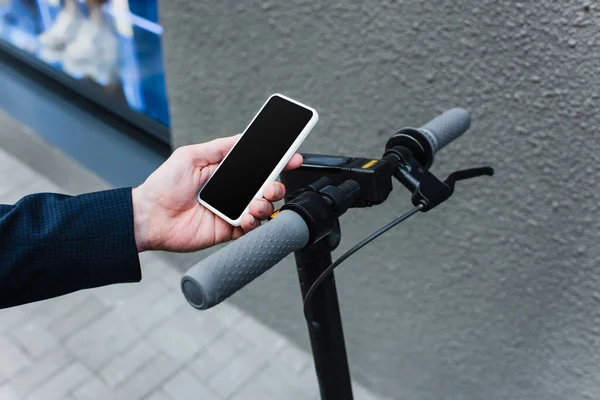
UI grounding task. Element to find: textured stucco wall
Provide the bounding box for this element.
[159,1,600,399]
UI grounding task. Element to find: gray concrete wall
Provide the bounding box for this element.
[159,1,600,399]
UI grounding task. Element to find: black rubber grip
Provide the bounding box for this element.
[419,108,471,154]
[181,210,310,310]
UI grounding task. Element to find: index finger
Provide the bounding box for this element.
[283,153,303,171]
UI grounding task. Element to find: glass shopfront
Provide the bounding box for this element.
[0,0,170,142]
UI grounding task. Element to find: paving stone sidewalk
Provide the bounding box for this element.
[0,146,383,400]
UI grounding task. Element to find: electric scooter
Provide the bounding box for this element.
[181,108,494,399]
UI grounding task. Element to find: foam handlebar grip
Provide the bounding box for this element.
[181,210,310,310]
[419,108,471,154]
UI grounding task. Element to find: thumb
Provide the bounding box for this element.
[188,134,242,167]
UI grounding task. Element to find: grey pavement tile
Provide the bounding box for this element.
[144,321,205,363]
[187,329,250,381]
[150,269,184,293]
[207,348,269,399]
[0,174,61,205]
[9,348,72,397]
[0,307,28,334]
[161,369,220,400]
[253,362,317,400]
[201,303,245,329]
[112,281,170,317]
[27,362,92,400]
[72,376,110,400]
[0,163,37,187]
[100,341,157,388]
[229,381,278,400]
[0,152,40,194]
[3,300,45,319]
[352,383,382,400]
[0,383,20,400]
[64,312,142,370]
[172,304,228,344]
[9,319,59,358]
[137,253,180,281]
[0,148,23,173]
[274,342,310,374]
[110,353,179,400]
[295,367,377,400]
[27,291,90,328]
[137,251,163,267]
[0,335,31,377]
[46,296,108,341]
[233,316,288,355]
[143,390,173,400]
[145,307,226,363]
[297,367,320,397]
[89,282,142,308]
[129,290,186,334]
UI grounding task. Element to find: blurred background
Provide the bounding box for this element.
[1,0,169,128]
[1,1,600,400]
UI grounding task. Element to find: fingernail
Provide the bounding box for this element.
[259,201,267,213]
[273,185,281,197]
[248,215,256,225]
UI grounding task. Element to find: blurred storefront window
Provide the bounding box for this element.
[0,0,170,134]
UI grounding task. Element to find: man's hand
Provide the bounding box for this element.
[131,135,303,252]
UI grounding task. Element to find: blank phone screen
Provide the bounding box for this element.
[199,95,314,221]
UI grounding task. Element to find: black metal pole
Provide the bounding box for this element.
[295,238,354,400]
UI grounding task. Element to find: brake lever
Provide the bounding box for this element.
[444,167,494,192]
[387,145,494,211]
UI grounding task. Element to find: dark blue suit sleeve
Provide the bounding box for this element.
[0,188,141,309]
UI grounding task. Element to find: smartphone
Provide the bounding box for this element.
[197,93,319,226]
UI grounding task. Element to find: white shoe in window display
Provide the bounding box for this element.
[38,10,82,49]
[62,21,120,85]
[39,45,64,64]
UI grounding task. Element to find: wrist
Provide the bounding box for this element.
[132,186,151,252]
